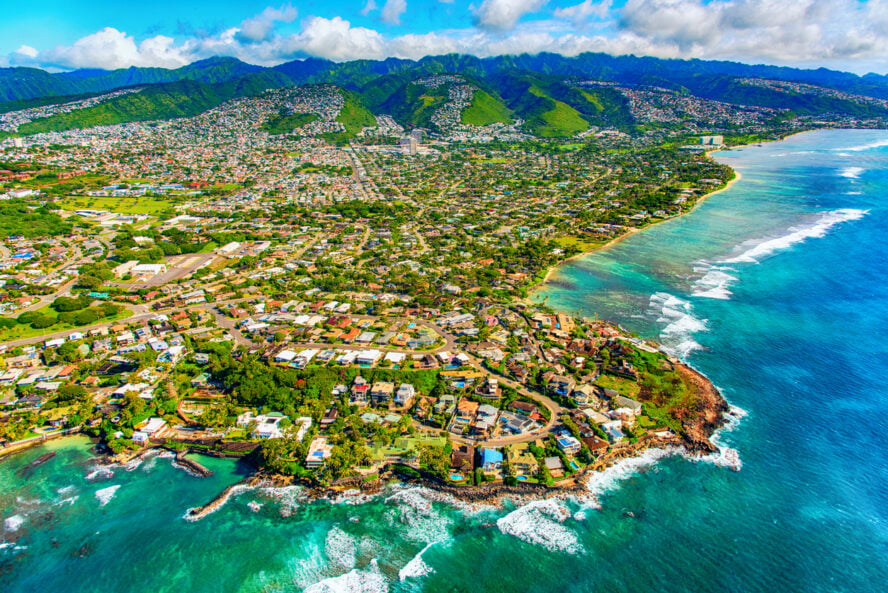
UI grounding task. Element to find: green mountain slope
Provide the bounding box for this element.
[337,91,377,135]
[15,72,291,135]
[461,90,513,126]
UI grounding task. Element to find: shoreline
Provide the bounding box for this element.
[532,128,819,292]
[535,166,742,289]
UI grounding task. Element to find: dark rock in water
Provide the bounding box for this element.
[16,451,57,479]
[77,542,91,558]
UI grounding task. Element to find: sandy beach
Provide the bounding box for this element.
[534,167,743,290]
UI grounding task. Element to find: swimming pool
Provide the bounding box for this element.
[449,473,464,481]
[516,475,529,482]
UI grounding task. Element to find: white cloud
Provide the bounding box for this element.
[14,45,39,59]
[553,1,612,25]
[474,0,549,31]
[362,0,378,17]
[381,0,408,25]
[34,27,190,70]
[285,16,387,61]
[237,5,298,42]
[8,0,888,75]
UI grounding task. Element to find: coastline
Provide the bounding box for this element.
[533,127,820,292]
[535,167,743,289]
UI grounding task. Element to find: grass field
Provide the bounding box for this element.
[593,374,641,399]
[58,195,177,215]
[554,235,606,252]
[527,86,589,138]
[461,90,512,126]
[0,307,133,344]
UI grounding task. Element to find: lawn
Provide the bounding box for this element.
[58,195,177,215]
[0,307,133,344]
[555,235,607,252]
[593,373,641,399]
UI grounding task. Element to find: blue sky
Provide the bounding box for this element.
[2,1,887,74]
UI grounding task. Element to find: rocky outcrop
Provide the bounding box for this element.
[676,363,730,453]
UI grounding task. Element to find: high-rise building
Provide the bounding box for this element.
[399,136,418,155]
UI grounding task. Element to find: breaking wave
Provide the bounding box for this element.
[496,499,581,555]
[839,166,864,178]
[649,292,707,358]
[832,138,888,152]
[722,208,867,264]
[95,485,121,507]
[302,560,388,593]
[325,526,358,571]
[690,266,738,300]
[3,514,25,532]
[398,542,437,581]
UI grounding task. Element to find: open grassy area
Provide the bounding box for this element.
[0,308,133,344]
[262,112,319,135]
[337,94,377,136]
[461,90,512,126]
[58,195,178,215]
[536,101,589,137]
[593,373,641,399]
[527,86,589,138]
[554,235,607,252]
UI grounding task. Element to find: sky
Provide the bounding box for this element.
[1,0,887,75]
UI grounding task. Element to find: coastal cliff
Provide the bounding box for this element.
[676,363,729,454]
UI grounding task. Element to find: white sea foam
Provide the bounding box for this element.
[691,266,738,300]
[95,485,121,506]
[384,488,453,545]
[832,138,888,152]
[839,166,864,179]
[3,515,25,532]
[399,542,437,581]
[496,499,581,555]
[723,209,867,264]
[85,465,115,481]
[325,526,357,571]
[689,404,748,472]
[256,484,306,518]
[302,560,388,593]
[649,292,707,358]
[584,447,680,502]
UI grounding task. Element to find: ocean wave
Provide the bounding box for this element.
[722,208,868,264]
[398,542,437,581]
[384,488,453,545]
[687,405,748,472]
[259,485,305,517]
[839,166,864,179]
[690,266,738,300]
[325,526,358,571]
[302,560,388,593]
[3,514,25,532]
[56,495,79,507]
[832,138,888,152]
[649,292,708,358]
[95,485,121,507]
[584,447,680,503]
[496,499,582,555]
[85,464,115,481]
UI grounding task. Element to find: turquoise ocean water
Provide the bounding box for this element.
[3,129,888,592]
